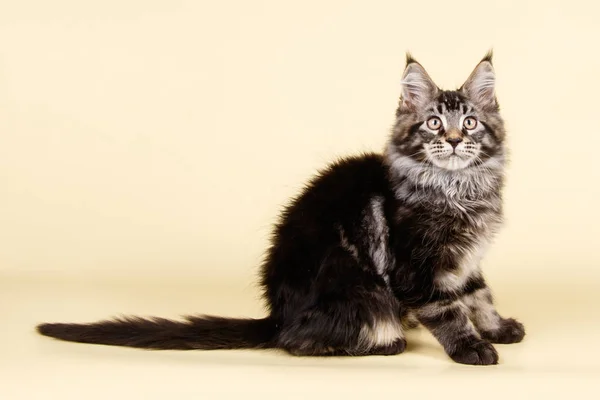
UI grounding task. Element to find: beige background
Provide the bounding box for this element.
[1,0,599,398]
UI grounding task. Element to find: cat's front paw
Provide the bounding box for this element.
[449,340,498,366]
[481,318,525,344]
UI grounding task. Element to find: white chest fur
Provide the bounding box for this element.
[434,239,489,292]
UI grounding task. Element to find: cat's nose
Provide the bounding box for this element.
[446,137,463,148]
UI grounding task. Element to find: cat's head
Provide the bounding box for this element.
[387,52,506,171]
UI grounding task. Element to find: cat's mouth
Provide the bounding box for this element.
[437,152,468,160]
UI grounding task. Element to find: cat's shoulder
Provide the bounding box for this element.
[315,152,387,181]
[284,153,391,215]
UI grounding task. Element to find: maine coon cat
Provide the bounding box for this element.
[37,53,525,365]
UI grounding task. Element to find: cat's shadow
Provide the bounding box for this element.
[35,274,594,368]
[403,327,449,362]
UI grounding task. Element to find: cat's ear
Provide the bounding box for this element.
[461,51,498,111]
[399,54,438,111]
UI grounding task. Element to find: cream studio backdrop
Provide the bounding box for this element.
[1,0,599,399]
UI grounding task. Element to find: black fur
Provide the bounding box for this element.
[37,53,525,365]
[38,316,276,350]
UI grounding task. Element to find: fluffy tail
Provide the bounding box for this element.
[36,315,277,350]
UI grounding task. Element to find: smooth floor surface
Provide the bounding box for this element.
[2,273,599,399]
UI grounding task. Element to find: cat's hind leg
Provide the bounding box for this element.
[276,246,405,357]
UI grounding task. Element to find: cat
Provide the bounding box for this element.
[37,52,525,365]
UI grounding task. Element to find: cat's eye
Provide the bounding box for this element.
[463,117,478,130]
[426,117,442,130]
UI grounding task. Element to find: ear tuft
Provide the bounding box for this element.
[405,52,418,65]
[481,49,494,65]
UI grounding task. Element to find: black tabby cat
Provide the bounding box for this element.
[37,53,525,365]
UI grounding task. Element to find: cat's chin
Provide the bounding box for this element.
[429,154,473,171]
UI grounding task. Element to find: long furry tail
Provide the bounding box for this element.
[36,315,277,350]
